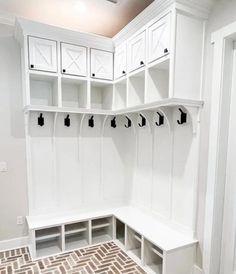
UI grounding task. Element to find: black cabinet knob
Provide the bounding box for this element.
[140,61,144,66]
[122,70,126,74]
[30,64,34,69]
[164,48,168,54]
[92,73,95,77]
[62,69,66,73]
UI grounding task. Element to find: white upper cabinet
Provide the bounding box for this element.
[61,43,87,77]
[114,44,127,80]
[148,14,171,63]
[28,36,57,73]
[128,31,146,73]
[90,49,113,81]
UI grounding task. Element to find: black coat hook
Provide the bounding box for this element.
[125,116,132,128]
[111,117,116,128]
[64,115,70,127]
[88,116,94,128]
[177,108,187,125]
[156,112,164,126]
[38,113,44,127]
[138,114,146,127]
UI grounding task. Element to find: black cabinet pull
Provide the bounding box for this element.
[92,73,95,77]
[140,61,144,66]
[30,64,34,69]
[164,48,168,54]
[122,70,126,74]
[62,69,66,73]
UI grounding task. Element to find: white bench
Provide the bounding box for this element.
[27,207,197,274]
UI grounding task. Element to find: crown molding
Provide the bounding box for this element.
[0,10,15,26]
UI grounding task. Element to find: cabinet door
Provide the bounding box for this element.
[28,36,57,72]
[128,31,146,73]
[114,44,127,80]
[90,49,113,80]
[148,14,171,63]
[61,43,87,77]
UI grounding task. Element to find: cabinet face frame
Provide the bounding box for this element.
[148,13,171,64]
[61,42,87,77]
[90,48,114,81]
[28,36,58,73]
[127,31,146,73]
[114,43,127,80]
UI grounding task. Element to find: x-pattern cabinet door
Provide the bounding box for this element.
[128,31,146,73]
[148,14,171,63]
[114,44,127,80]
[90,49,113,80]
[28,36,57,72]
[61,43,87,77]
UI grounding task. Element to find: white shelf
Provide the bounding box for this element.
[128,69,145,107]
[65,222,87,235]
[65,238,88,251]
[145,264,163,274]
[36,227,61,241]
[36,238,61,258]
[90,81,113,110]
[92,232,113,245]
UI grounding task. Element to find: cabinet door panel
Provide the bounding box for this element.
[61,43,87,77]
[28,36,57,72]
[128,31,146,73]
[91,49,113,80]
[114,44,127,80]
[148,14,171,63]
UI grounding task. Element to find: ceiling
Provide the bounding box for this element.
[0,0,154,37]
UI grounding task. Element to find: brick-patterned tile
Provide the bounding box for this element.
[0,242,146,273]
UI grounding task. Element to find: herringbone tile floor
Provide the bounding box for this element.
[0,242,146,274]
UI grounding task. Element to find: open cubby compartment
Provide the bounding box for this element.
[115,218,125,245]
[144,240,163,274]
[126,227,142,260]
[65,221,89,251]
[35,226,62,258]
[90,81,113,110]
[128,70,145,107]
[61,77,87,108]
[92,216,113,244]
[114,78,127,110]
[146,59,169,103]
[29,73,59,106]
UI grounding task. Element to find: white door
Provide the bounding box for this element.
[114,43,127,79]
[28,36,57,73]
[148,14,171,63]
[61,43,87,77]
[90,49,113,80]
[128,31,146,73]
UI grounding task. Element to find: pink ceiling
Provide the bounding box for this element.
[0,0,154,37]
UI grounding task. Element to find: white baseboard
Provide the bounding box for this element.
[193,265,203,274]
[0,236,29,252]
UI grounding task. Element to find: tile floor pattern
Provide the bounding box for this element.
[0,242,147,274]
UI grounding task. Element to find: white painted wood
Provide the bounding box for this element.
[148,14,171,64]
[0,237,29,252]
[90,49,113,80]
[128,31,146,73]
[61,43,87,77]
[28,36,57,73]
[114,43,127,79]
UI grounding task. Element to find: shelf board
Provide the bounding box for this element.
[134,234,142,243]
[92,223,110,230]
[147,54,170,70]
[151,247,163,258]
[92,234,112,244]
[65,239,88,251]
[65,227,87,236]
[36,227,61,242]
[145,263,163,274]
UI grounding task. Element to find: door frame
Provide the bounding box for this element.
[203,21,236,274]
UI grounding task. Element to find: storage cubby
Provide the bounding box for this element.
[113,79,127,110]
[30,73,59,106]
[61,78,87,108]
[115,218,125,245]
[90,81,113,110]
[35,226,62,258]
[146,59,169,103]
[126,227,142,259]
[65,221,89,251]
[128,70,145,107]
[144,240,163,274]
[92,217,113,244]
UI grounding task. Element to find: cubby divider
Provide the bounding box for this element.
[115,218,125,245]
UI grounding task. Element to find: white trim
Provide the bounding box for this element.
[0,236,29,252]
[193,265,203,274]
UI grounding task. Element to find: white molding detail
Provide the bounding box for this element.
[0,10,15,26]
[193,265,203,274]
[0,236,29,252]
